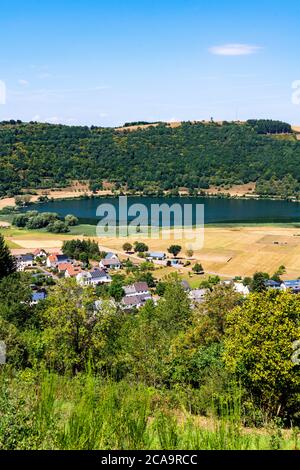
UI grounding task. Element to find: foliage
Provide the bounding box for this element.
[40,279,121,374]
[0,234,16,280]
[62,239,100,261]
[186,249,194,258]
[0,273,35,329]
[168,245,182,258]
[1,370,292,450]
[108,281,125,302]
[133,241,149,253]
[1,121,300,197]
[192,263,204,274]
[223,291,300,420]
[12,211,76,233]
[156,281,167,296]
[0,254,300,446]
[123,242,133,252]
[247,119,292,135]
[200,275,221,289]
[14,195,32,207]
[64,214,79,226]
[193,285,243,346]
[272,265,286,283]
[136,271,156,288]
[256,175,299,197]
[46,220,70,233]
[251,272,269,292]
[0,317,28,367]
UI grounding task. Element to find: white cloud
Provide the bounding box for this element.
[209,44,262,56]
[18,79,29,86]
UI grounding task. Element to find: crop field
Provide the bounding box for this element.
[2,224,300,279]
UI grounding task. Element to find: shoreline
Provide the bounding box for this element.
[1,187,300,211]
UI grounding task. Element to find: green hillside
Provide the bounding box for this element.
[0,119,299,198]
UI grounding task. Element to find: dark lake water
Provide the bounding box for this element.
[23,196,300,225]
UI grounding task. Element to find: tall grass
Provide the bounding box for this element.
[0,368,297,450]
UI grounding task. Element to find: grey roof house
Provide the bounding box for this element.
[100,257,122,270]
[122,282,152,310]
[189,288,208,306]
[76,269,112,286]
[281,280,300,294]
[124,282,150,297]
[122,294,152,310]
[16,254,34,271]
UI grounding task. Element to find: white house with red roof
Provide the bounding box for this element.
[46,253,69,268]
[33,249,48,259]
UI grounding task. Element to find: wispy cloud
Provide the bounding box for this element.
[18,79,29,86]
[209,44,262,56]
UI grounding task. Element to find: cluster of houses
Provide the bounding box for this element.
[183,279,300,307]
[45,252,122,286]
[15,249,48,271]
[15,250,123,304]
[266,279,300,294]
[13,248,300,311]
[14,248,156,310]
[225,279,300,296]
[16,249,182,275]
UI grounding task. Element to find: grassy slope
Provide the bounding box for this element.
[0,370,297,450]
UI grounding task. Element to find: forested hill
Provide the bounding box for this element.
[0,119,299,198]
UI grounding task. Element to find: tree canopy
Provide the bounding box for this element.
[223,290,300,417]
[0,120,300,198]
[0,234,16,280]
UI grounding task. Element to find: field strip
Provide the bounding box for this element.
[9,239,63,249]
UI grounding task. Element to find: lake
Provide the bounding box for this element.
[24,196,300,226]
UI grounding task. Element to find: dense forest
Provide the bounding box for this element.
[246,119,292,134]
[0,119,299,198]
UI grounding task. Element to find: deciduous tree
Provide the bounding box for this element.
[223,291,300,417]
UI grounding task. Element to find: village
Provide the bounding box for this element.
[14,240,300,311]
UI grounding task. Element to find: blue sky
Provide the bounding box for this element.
[0,0,300,126]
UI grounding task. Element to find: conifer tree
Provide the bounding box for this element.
[0,234,16,280]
